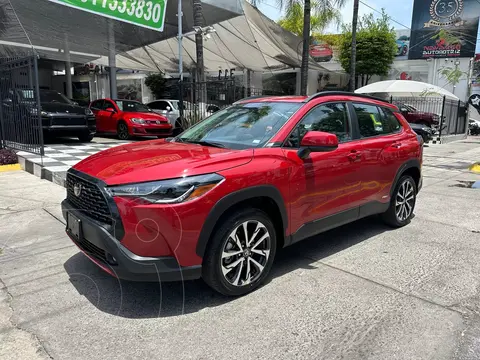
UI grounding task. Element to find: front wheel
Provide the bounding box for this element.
[78,133,94,142]
[202,209,277,296]
[117,122,130,140]
[382,175,417,227]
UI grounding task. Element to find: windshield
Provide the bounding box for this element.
[115,100,151,112]
[169,100,179,110]
[177,102,302,150]
[38,90,71,104]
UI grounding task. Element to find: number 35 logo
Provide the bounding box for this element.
[430,0,463,22]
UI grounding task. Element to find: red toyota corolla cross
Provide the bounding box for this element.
[90,98,172,139]
[62,92,422,296]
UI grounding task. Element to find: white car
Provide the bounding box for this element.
[147,99,183,134]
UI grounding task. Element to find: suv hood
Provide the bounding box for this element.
[73,140,253,185]
[41,102,86,115]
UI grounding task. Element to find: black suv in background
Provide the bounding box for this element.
[2,89,96,142]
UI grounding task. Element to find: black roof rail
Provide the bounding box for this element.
[304,91,387,103]
[233,95,269,104]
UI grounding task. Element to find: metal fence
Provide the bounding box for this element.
[172,79,288,128]
[390,96,467,137]
[0,55,44,155]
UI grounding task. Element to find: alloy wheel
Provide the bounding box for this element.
[221,220,271,287]
[118,123,129,140]
[395,180,415,221]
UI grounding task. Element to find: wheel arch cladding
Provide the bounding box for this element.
[196,185,288,259]
[391,159,421,196]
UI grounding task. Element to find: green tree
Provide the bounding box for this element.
[278,2,341,36]
[144,73,167,99]
[251,0,345,95]
[339,11,397,87]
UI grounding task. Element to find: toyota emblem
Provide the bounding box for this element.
[73,183,82,197]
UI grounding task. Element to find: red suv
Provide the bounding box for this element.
[62,92,422,296]
[90,98,172,139]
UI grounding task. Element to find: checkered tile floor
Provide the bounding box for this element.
[17,142,130,185]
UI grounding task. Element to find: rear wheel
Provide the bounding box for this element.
[117,122,130,140]
[202,209,277,296]
[382,175,416,227]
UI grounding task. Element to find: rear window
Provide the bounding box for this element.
[381,108,402,133]
[353,103,401,138]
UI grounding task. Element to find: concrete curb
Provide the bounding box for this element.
[17,155,66,187]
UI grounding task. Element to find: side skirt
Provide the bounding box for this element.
[288,201,390,246]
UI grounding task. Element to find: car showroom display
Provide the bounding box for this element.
[90,98,172,140]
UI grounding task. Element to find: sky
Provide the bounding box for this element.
[256,0,415,33]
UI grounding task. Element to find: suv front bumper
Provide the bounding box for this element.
[61,200,202,282]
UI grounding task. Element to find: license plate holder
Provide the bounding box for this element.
[67,212,81,240]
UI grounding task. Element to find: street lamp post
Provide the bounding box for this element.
[178,0,184,121]
[349,0,359,92]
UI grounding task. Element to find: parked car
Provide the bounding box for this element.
[469,119,480,135]
[90,98,172,140]
[2,89,96,142]
[62,92,422,296]
[409,123,435,144]
[310,43,333,62]
[395,40,408,56]
[397,103,440,127]
[147,99,183,134]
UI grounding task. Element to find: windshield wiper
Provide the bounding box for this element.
[177,139,226,148]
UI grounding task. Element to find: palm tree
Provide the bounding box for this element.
[252,0,345,95]
[349,0,359,91]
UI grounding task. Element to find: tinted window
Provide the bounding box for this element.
[104,100,116,110]
[149,101,168,110]
[115,100,151,112]
[91,100,104,110]
[381,108,402,133]
[353,103,390,138]
[286,102,350,148]
[39,90,71,104]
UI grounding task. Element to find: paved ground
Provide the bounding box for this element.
[2,138,480,359]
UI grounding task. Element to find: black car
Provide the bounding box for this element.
[409,123,435,144]
[2,89,96,142]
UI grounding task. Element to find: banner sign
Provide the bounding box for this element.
[46,0,168,31]
[408,0,480,59]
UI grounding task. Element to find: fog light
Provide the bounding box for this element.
[105,253,117,265]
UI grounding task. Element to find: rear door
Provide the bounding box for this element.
[283,102,364,239]
[350,102,407,206]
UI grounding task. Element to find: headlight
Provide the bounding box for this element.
[105,173,224,204]
[131,118,146,124]
[30,108,49,116]
[85,108,94,116]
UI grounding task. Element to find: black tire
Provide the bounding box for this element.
[117,121,130,140]
[382,175,417,228]
[78,133,94,142]
[173,119,184,136]
[202,208,277,296]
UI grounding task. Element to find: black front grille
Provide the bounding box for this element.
[76,237,107,262]
[52,116,86,126]
[66,173,112,225]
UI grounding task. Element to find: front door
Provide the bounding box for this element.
[283,102,364,241]
[103,100,119,133]
[90,100,106,132]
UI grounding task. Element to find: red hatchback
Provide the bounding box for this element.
[90,98,172,139]
[63,92,422,296]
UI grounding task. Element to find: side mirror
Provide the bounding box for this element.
[105,107,116,113]
[166,106,172,112]
[297,131,338,159]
